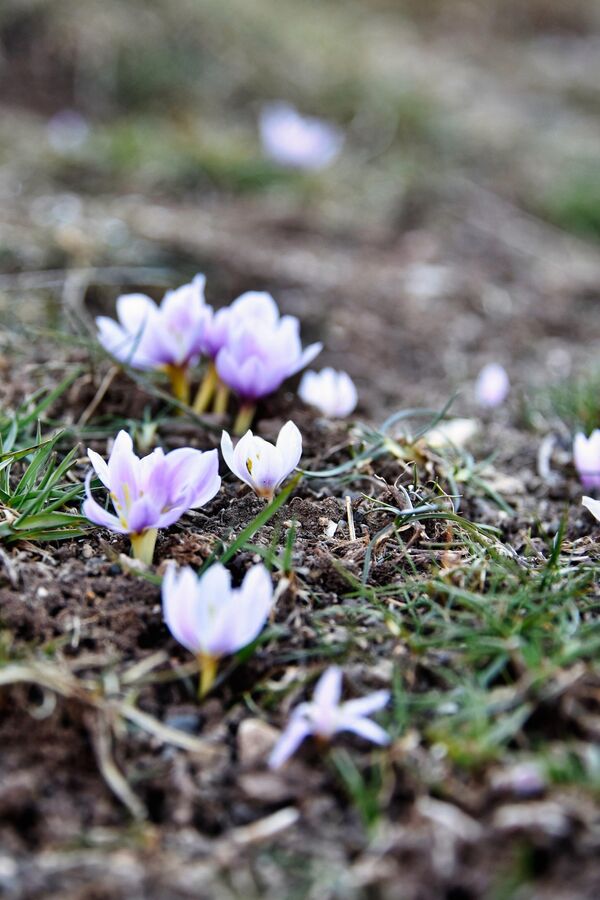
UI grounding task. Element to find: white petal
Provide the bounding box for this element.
[276,421,302,479]
[268,716,313,769]
[582,496,600,522]
[313,666,343,710]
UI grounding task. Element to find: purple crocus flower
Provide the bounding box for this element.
[574,431,600,489]
[96,275,210,402]
[83,430,221,563]
[162,562,274,695]
[269,666,390,769]
[259,102,344,171]
[193,291,296,416]
[216,314,322,403]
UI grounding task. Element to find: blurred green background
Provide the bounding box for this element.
[1,0,599,248]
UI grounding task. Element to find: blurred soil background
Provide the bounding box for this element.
[1,1,600,898]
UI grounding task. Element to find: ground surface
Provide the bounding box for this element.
[1,2,600,898]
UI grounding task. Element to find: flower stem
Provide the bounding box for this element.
[198,653,219,698]
[193,362,218,414]
[166,365,190,406]
[212,382,230,415]
[233,402,256,436]
[130,528,158,566]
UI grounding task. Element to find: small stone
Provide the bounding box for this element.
[237,718,279,768]
[82,543,94,559]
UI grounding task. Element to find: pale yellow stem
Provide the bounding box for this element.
[192,362,218,414]
[130,528,158,566]
[213,382,230,415]
[166,364,190,406]
[233,402,257,436]
[198,653,219,698]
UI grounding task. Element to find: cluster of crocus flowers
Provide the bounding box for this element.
[221,420,302,502]
[97,279,321,433]
[83,430,220,564]
[269,666,390,768]
[298,368,357,418]
[162,562,273,695]
[573,430,600,489]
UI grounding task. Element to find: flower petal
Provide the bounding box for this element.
[313,666,343,710]
[268,715,313,769]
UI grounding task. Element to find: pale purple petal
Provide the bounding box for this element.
[268,715,313,769]
[126,496,162,534]
[338,716,390,746]
[341,690,390,719]
[164,448,221,509]
[230,564,273,649]
[287,341,323,377]
[106,430,140,508]
[313,666,343,710]
[83,474,128,533]
[162,565,203,654]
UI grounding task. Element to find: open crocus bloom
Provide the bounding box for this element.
[96,275,210,402]
[259,102,344,170]
[574,431,600,489]
[298,368,357,418]
[83,430,221,563]
[269,666,390,769]
[475,363,510,408]
[162,562,274,695]
[221,421,302,502]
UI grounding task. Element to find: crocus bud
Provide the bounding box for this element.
[475,363,509,408]
[298,368,357,418]
[574,431,600,489]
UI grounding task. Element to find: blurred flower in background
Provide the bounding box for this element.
[475,363,510,408]
[259,102,344,170]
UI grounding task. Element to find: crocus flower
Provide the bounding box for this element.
[221,421,302,502]
[162,562,273,695]
[298,368,358,418]
[83,430,220,564]
[216,313,322,432]
[96,275,210,403]
[259,102,344,170]
[574,431,600,488]
[475,363,510,408]
[268,666,390,769]
[193,292,283,414]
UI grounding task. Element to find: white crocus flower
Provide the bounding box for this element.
[298,368,358,418]
[221,421,302,502]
